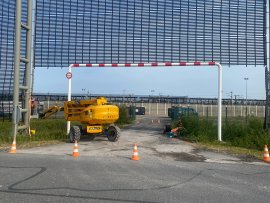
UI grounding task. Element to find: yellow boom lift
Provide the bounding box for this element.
[64,97,120,142]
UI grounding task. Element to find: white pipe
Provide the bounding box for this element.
[267,0,269,69]
[67,64,72,135]
[217,63,222,141]
[266,0,270,126]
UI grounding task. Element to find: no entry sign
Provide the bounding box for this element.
[66,72,72,79]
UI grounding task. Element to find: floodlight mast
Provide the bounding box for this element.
[66,62,223,142]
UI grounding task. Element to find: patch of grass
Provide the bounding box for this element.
[175,116,270,152]
[197,142,262,160]
[0,119,68,148]
[0,121,13,144]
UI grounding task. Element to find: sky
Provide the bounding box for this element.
[33,65,266,100]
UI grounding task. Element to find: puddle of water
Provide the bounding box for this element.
[161,152,206,162]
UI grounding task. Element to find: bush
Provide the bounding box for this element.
[115,104,134,125]
[176,116,270,150]
[175,116,217,142]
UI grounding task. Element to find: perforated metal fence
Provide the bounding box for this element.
[34,0,265,67]
[0,0,267,121]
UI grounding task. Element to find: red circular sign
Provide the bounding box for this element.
[66,72,72,79]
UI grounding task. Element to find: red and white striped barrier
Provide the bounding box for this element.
[66,62,222,141]
[71,62,217,67]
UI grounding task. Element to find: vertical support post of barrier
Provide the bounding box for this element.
[67,64,72,135]
[217,63,223,141]
[265,0,270,127]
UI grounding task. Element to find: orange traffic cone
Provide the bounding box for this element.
[72,141,80,157]
[9,141,16,154]
[263,145,270,163]
[131,144,140,161]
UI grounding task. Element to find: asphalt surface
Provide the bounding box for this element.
[0,116,270,202]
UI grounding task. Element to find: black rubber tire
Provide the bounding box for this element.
[106,125,120,142]
[69,125,81,143]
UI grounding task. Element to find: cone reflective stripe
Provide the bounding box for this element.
[134,144,138,150]
[131,144,140,161]
[9,141,16,154]
[72,141,80,157]
[263,145,270,163]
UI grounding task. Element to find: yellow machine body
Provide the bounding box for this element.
[64,97,119,126]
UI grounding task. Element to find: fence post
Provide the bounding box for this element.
[202,105,205,116]
[241,105,243,117]
[256,105,258,117]
[225,105,228,122]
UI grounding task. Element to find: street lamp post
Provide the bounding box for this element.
[244,78,249,119]
[82,88,86,99]
[82,88,90,99]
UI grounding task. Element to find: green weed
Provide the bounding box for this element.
[115,104,134,125]
[176,116,270,151]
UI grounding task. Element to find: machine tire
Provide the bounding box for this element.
[106,125,120,142]
[69,125,81,143]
